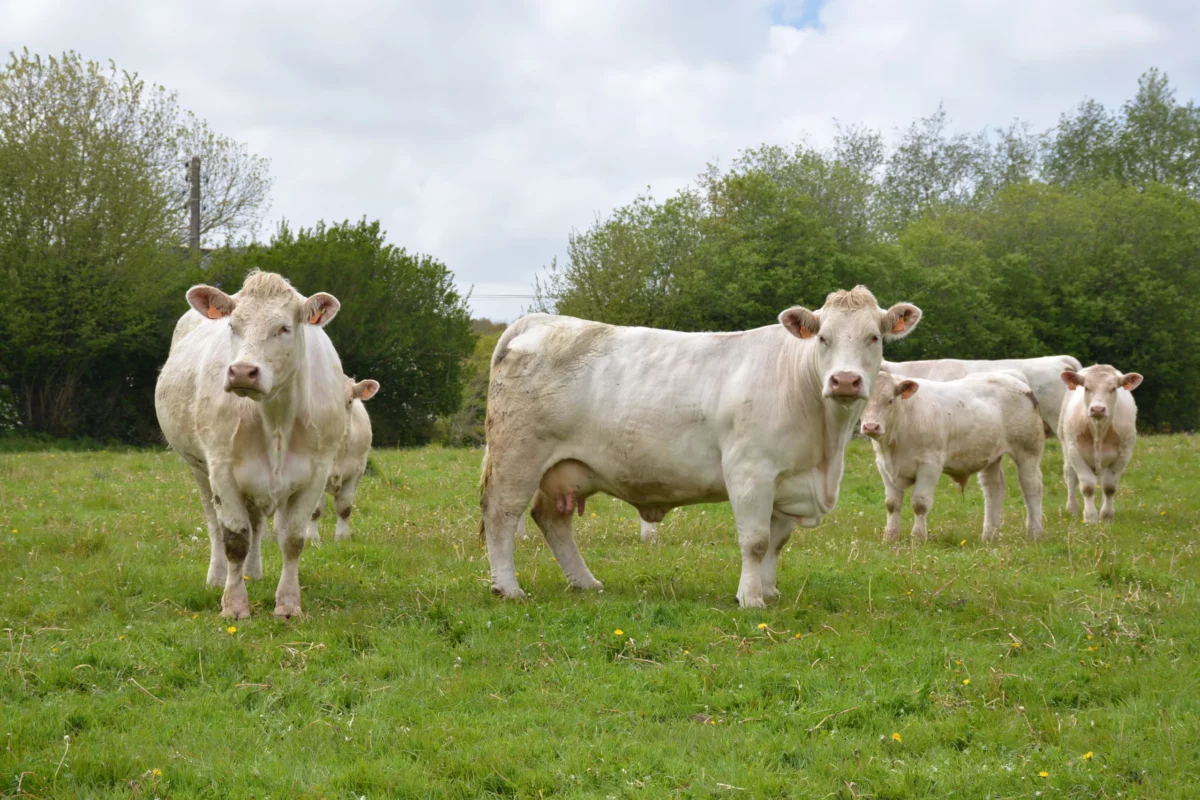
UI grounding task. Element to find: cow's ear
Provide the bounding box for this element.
[1120,372,1143,392]
[186,285,236,319]
[780,307,820,340]
[354,379,380,402]
[1061,370,1083,391]
[881,303,922,341]
[303,292,340,327]
[897,379,920,400]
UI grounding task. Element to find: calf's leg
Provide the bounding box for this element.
[1014,453,1044,539]
[1063,458,1080,517]
[334,473,361,541]
[908,465,941,543]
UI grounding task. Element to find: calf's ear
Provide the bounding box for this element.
[1120,372,1143,392]
[1060,370,1083,390]
[354,379,380,402]
[779,307,820,339]
[897,379,920,400]
[881,303,922,340]
[186,285,236,319]
[303,292,341,327]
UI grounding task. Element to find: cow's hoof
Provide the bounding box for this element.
[736,593,767,610]
[568,577,604,592]
[981,528,999,543]
[334,532,351,542]
[491,584,527,600]
[882,531,899,543]
[220,598,250,620]
[274,602,303,619]
[1064,504,1079,517]
[762,587,780,602]
[1025,527,1044,541]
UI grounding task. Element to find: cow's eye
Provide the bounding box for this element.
[887,399,893,406]
[869,334,880,344]
[278,325,291,336]
[819,335,830,346]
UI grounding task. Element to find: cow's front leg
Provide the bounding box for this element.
[1073,458,1100,524]
[274,481,325,619]
[1099,451,1130,523]
[760,512,799,602]
[307,497,324,543]
[726,468,776,609]
[189,466,226,588]
[209,468,253,619]
[879,466,905,543]
[244,506,266,580]
[334,474,360,541]
[909,464,941,543]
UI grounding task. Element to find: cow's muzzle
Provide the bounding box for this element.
[861,421,883,438]
[826,371,864,399]
[225,362,265,398]
[1088,404,1109,419]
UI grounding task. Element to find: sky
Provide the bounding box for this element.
[2,0,1198,321]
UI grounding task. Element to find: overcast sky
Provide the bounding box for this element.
[3,0,1198,321]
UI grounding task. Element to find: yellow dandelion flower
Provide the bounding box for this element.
[795,633,802,639]
[1088,645,1098,652]
[757,623,768,630]
[613,629,624,636]
[1082,751,1093,760]
[684,649,690,655]
[152,768,162,777]
[226,626,237,634]
[959,539,966,546]
[962,678,970,686]
[891,732,902,742]
[1038,771,1049,778]
[954,660,962,665]
[118,635,125,641]
[52,647,58,652]
[591,513,597,518]
[1010,641,1021,649]
[1161,511,1167,515]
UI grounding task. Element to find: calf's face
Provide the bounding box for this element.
[186,283,340,399]
[1061,366,1143,420]
[859,372,919,438]
[779,287,922,403]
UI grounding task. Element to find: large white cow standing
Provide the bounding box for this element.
[155,270,346,619]
[1058,364,1143,523]
[882,355,1082,437]
[308,376,380,542]
[479,286,922,608]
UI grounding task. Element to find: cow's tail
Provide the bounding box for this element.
[478,444,492,543]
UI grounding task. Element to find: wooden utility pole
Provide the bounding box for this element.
[188,156,201,255]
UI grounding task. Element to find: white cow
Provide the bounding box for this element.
[479,286,922,608]
[155,270,346,619]
[1058,365,1143,523]
[308,377,380,542]
[860,371,1045,542]
[882,355,1082,437]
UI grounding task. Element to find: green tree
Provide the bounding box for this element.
[205,219,474,446]
[0,50,269,441]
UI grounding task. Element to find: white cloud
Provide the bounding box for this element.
[2,0,1198,320]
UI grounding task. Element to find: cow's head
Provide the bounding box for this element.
[186,270,340,400]
[779,286,921,404]
[343,377,380,410]
[860,371,919,439]
[1061,365,1142,420]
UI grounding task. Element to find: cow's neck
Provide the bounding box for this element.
[257,361,309,475]
[787,336,862,510]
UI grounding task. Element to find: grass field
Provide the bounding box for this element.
[2,436,1198,798]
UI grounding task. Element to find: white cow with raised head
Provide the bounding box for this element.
[860,371,1045,543]
[1058,365,1143,523]
[155,270,346,619]
[479,286,923,608]
[883,355,1081,437]
[308,377,380,542]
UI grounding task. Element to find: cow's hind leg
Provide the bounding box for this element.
[480,453,542,600]
[530,490,603,591]
[1014,452,1044,539]
[978,460,1006,542]
[273,480,325,619]
[760,512,798,602]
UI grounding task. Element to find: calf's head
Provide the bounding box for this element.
[185,270,340,399]
[1061,365,1142,420]
[779,286,921,403]
[343,377,381,410]
[859,372,919,438]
